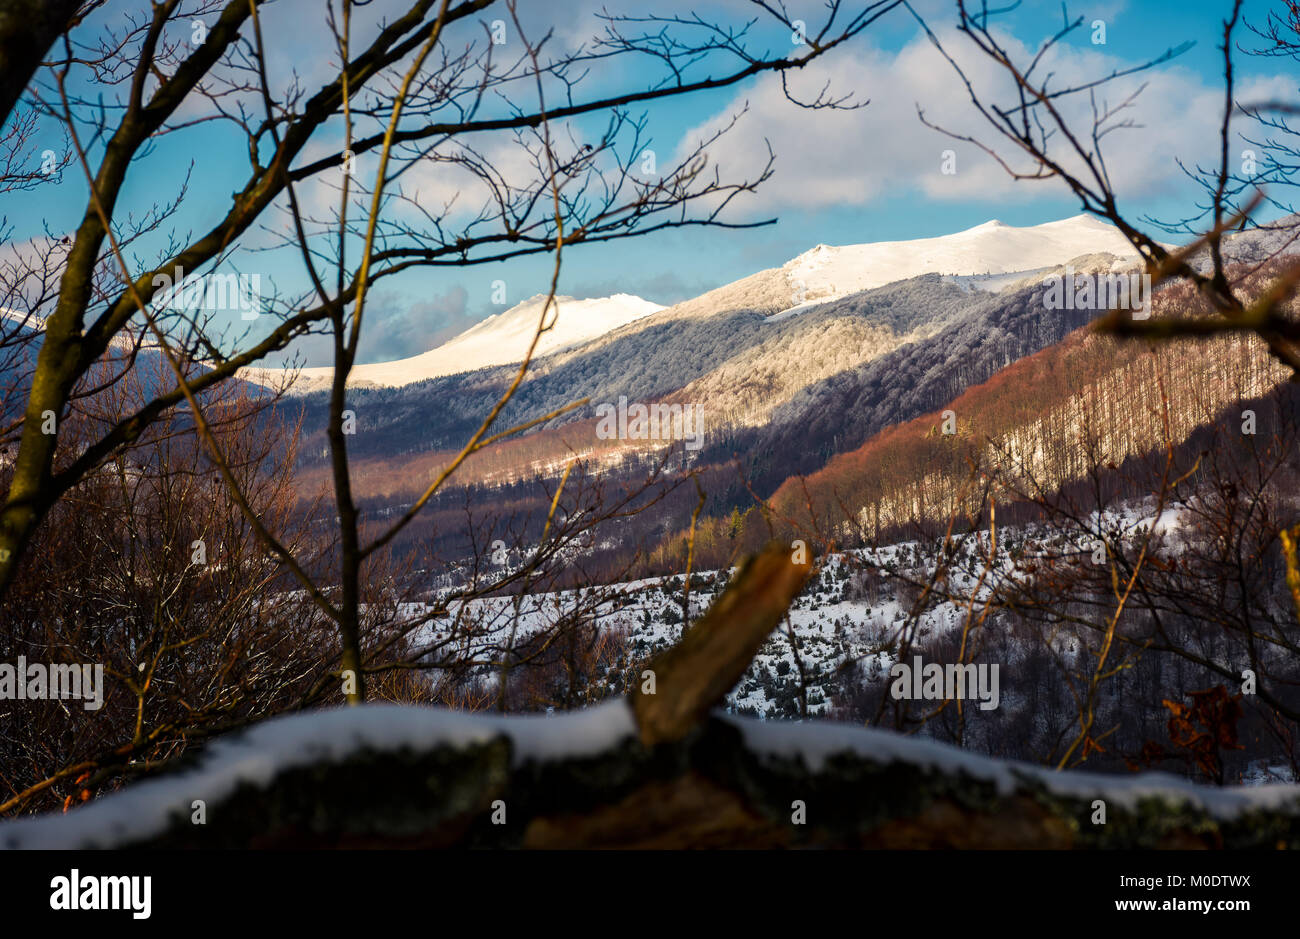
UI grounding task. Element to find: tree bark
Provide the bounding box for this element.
[0,0,81,128]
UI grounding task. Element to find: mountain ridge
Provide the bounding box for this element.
[245,213,1149,395]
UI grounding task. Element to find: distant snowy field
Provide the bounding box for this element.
[411,523,1084,720]
[404,500,1295,784]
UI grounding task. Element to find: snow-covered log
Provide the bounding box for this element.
[5,700,1300,849]
[4,546,1299,849]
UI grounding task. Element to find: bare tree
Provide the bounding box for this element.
[0,0,904,605]
[911,1,1300,374]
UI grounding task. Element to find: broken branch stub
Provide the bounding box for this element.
[631,542,812,746]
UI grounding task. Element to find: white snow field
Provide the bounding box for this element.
[774,214,1145,316]
[243,292,663,392]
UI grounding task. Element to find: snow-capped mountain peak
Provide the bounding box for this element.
[245,292,664,393]
[778,213,1144,314]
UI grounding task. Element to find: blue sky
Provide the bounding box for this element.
[4,0,1293,364]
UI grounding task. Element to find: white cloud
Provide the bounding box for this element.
[673,25,1293,216]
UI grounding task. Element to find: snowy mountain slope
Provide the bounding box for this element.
[244,293,663,393]
[659,275,971,429]
[545,215,1147,344]
[290,273,991,463]
[0,306,243,409]
[773,215,1144,315]
[687,273,1107,500]
[244,215,1145,397]
[1195,212,1300,266]
[287,266,1117,476]
[0,305,145,353]
[480,216,1151,428]
[272,215,1193,478]
[768,292,1295,539]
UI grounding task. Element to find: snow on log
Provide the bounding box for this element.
[3,544,1299,849]
[4,701,1300,849]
